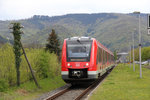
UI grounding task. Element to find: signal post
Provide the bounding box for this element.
[148,14,150,35]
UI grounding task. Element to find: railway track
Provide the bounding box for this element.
[45,65,115,100]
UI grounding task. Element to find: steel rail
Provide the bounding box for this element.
[75,65,115,100]
[45,86,71,100]
[45,65,116,100]
[75,80,99,100]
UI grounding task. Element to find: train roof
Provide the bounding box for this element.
[66,36,93,41]
[65,36,114,56]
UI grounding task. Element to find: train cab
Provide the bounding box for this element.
[61,37,114,84]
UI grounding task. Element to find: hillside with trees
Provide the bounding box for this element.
[0,13,149,52]
[129,46,150,61]
[0,35,13,46]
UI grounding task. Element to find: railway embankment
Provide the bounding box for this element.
[89,64,150,100]
[0,76,65,100]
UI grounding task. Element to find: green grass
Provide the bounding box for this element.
[0,76,65,100]
[90,64,150,100]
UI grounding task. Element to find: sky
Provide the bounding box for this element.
[0,0,150,20]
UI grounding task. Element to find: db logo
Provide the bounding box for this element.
[76,63,80,67]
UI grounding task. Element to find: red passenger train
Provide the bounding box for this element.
[61,37,115,84]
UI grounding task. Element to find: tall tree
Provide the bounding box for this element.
[45,29,60,56]
[10,22,40,88]
[10,22,23,86]
[114,50,117,61]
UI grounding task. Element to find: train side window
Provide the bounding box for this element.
[102,50,103,64]
[99,48,101,63]
[110,55,111,62]
[110,55,112,62]
[108,53,110,62]
[98,48,100,63]
[105,52,107,63]
[105,52,107,62]
[98,48,99,63]
[108,53,109,62]
[107,52,108,62]
[109,54,111,62]
[101,48,102,63]
[104,51,106,63]
[97,47,98,64]
[101,49,102,63]
[103,50,105,64]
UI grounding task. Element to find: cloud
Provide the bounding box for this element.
[0,0,150,20]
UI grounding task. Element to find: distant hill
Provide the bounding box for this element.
[0,35,9,45]
[0,13,149,52]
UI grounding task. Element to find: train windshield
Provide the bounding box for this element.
[67,40,92,62]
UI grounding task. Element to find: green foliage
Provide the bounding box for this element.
[113,50,117,60]
[36,51,49,78]
[0,44,61,91]
[141,47,150,61]
[129,46,150,61]
[0,79,8,92]
[10,22,23,86]
[45,29,61,56]
[0,43,16,86]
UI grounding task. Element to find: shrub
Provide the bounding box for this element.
[0,44,61,87]
[0,79,8,92]
[36,51,49,79]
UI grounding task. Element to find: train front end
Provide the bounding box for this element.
[61,37,98,84]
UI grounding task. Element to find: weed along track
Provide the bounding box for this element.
[45,65,115,100]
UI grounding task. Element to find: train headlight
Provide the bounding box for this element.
[86,63,89,66]
[67,63,70,66]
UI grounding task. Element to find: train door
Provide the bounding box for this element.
[96,47,100,71]
[99,48,102,70]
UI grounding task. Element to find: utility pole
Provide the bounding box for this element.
[139,13,142,78]
[128,43,130,68]
[133,11,142,78]
[148,14,150,35]
[132,31,135,72]
[130,45,132,68]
